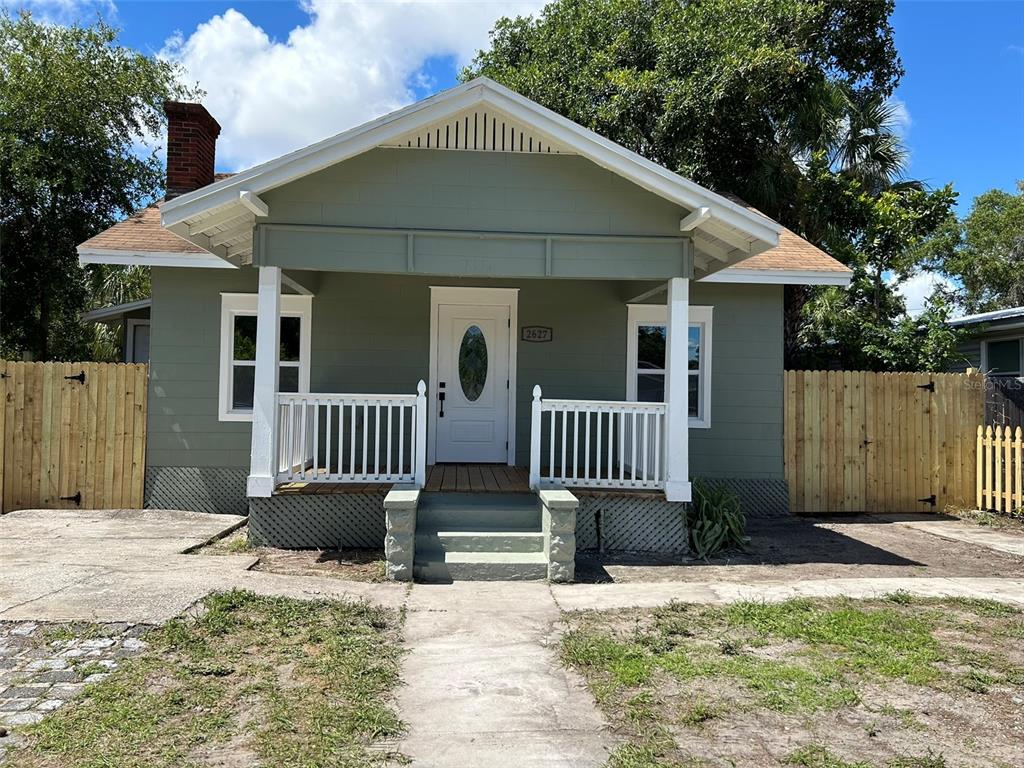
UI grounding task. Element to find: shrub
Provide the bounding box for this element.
[687,479,748,558]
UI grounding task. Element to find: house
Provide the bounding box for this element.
[948,307,1024,376]
[948,307,1024,428]
[77,78,851,580]
[82,298,152,363]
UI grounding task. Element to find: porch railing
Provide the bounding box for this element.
[529,385,666,491]
[276,381,427,487]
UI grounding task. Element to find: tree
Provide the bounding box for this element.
[465,0,903,225]
[468,0,965,371]
[925,182,1024,313]
[794,168,962,370]
[0,11,195,360]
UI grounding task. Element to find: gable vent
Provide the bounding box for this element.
[382,107,575,155]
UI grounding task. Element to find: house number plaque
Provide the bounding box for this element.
[521,326,553,343]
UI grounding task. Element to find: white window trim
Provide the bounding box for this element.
[219,293,312,422]
[125,318,150,363]
[626,303,713,429]
[981,337,1024,377]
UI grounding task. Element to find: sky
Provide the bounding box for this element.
[7,0,1024,313]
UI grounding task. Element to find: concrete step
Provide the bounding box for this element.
[413,551,548,582]
[417,492,540,530]
[416,530,545,554]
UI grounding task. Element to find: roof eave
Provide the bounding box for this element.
[161,77,781,253]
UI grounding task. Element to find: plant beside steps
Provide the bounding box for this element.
[413,492,547,582]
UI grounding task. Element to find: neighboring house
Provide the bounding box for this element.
[948,308,1024,428]
[82,298,152,363]
[948,307,1024,376]
[77,79,851,579]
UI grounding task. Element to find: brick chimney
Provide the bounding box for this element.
[163,101,221,198]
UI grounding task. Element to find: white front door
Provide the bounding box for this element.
[434,303,510,463]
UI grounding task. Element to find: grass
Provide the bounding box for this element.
[561,595,1024,768]
[10,590,405,768]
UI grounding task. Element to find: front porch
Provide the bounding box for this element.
[277,463,532,494]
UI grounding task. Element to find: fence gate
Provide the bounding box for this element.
[784,370,984,514]
[0,361,148,513]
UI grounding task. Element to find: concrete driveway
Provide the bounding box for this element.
[0,509,404,623]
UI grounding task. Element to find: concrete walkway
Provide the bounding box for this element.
[0,509,406,622]
[396,582,613,768]
[552,576,1024,611]
[5,508,1024,767]
[895,516,1024,558]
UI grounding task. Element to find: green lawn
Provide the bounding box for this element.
[10,591,405,768]
[561,595,1024,768]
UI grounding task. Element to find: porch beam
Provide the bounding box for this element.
[705,224,753,254]
[625,284,667,304]
[679,207,711,232]
[188,206,249,236]
[247,265,282,497]
[664,276,692,503]
[281,271,314,296]
[239,190,270,218]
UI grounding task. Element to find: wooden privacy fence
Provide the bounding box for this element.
[976,426,1024,514]
[785,370,984,514]
[0,361,148,513]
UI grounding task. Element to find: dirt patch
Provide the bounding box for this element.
[251,547,387,582]
[561,597,1024,768]
[198,525,387,582]
[575,515,1024,583]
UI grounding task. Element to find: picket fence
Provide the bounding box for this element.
[976,425,1024,514]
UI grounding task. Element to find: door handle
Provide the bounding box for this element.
[438,391,446,418]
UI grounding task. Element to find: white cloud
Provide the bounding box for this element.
[887,96,912,138]
[2,0,115,25]
[889,270,955,317]
[160,0,546,171]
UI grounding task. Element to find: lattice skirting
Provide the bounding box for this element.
[248,492,387,549]
[703,477,790,519]
[145,466,248,516]
[576,494,689,554]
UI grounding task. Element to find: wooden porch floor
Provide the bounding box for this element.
[275,464,530,495]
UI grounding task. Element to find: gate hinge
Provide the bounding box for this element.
[60,491,82,506]
[64,371,86,384]
[918,494,936,507]
[917,381,935,393]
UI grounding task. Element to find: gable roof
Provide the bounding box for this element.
[78,79,850,284]
[159,77,782,268]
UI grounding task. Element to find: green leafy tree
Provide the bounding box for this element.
[469,0,964,371]
[795,172,963,370]
[0,11,195,360]
[925,182,1024,313]
[465,0,903,224]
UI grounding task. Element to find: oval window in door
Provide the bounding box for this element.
[459,325,488,401]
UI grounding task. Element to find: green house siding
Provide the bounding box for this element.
[147,268,783,481]
[255,149,693,280]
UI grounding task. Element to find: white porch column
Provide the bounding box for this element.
[247,265,282,497]
[664,276,692,502]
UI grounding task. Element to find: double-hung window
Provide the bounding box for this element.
[218,293,312,421]
[626,304,713,428]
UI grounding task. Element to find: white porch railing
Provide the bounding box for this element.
[529,385,666,491]
[276,381,427,487]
